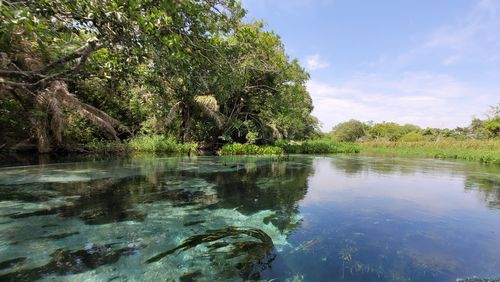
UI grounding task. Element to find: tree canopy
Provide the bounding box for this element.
[0,0,319,152]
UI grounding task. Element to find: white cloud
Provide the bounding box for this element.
[304,54,330,71]
[307,73,495,131]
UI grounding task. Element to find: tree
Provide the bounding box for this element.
[330,120,366,142]
[1,0,319,151]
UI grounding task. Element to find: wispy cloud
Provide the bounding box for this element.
[304,54,330,71]
[307,73,495,131]
[398,0,500,66]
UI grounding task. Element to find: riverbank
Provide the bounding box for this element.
[359,140,500,164]
[220,140,360,155]
[2,137,498,164]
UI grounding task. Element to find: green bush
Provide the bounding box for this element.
[219,144,283,155]
[275,139,360,154]
[128,135,197,153]
[330,119,366,142]
[360,140,500,164]
[399,131,426,142]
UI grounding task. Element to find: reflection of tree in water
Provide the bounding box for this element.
[0,156,314,280]
[330,156,425,176]
[465,171,500,209]
[193,157,314,232]
[330,156,500,210]
[330,157,365,175]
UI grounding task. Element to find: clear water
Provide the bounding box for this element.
[0,155,499,281]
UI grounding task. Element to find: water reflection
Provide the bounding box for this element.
[329,155,500,209]
[0,156,313,281]
[0,155,499,281]
[262,156,500,281]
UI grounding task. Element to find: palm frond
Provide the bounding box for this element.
[165,101,182,126]
[47,96,64,144]
[194,95,219,111]
[194,95,225,129]
[268,123,283,139]
[35,89,64,144]
[47,80,122,141]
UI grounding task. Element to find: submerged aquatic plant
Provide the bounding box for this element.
[146,227,275,278]
[0,243,143,281]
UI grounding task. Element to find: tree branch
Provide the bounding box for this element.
[41,40,102,73]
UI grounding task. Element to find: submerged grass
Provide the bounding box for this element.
[360,139,500,164]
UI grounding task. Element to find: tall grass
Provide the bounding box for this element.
[219,144,283,155]
[128,135,197,153]
[360,139,500,164]
[276,139,360,154]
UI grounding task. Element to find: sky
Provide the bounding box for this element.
[241,0,500,131]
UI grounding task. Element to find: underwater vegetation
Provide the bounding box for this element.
[0,243,143,281]
[0,156,312,281]
[147,227,275,278]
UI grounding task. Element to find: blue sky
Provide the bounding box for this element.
[242,0,500,131]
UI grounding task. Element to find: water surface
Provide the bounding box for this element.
[0,155,499,281]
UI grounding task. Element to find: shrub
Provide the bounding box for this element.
[330,119,366,142]
[219,144,283,155]
[399,131,426,142]
[275,139,360,154]
[128,135,196,153]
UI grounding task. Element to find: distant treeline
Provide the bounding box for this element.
[329,104,500,142]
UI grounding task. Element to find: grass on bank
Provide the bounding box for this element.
[219,139,360,155]
[219,144,284,155]
[84,135,196,154]
[360,139,500,164]
[277,139,360,154]
[128,135,197,153]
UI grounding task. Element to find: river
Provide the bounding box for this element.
[0,155,499,281]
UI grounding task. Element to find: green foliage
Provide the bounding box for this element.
[361,140,500,164]
[128,135,196,153]
[483,119,500,137]
[399,131,426,142]
[219,144,284,155]
[369,122,419,141]
[330,119,366,142]
[0,0,319,152]
[276,140,360,154]
[0,95,27,143]
[64,114,101,144]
